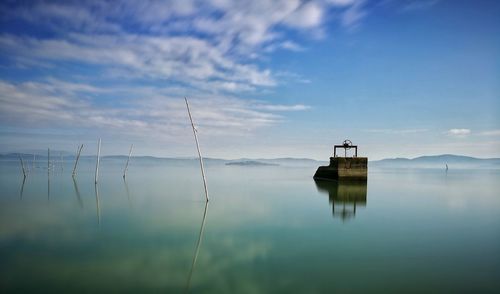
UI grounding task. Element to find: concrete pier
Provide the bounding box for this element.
[314,157,368,180]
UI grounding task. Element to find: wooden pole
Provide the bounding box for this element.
[60,152,64,171]
[95,139,101,184]
[185,97,209,202]
[72,144,83,177]
[47,148,50,171]
[123,144,133,179]
[19,154,26,178]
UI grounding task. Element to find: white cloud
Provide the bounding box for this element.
[0,0,361,153]
[446,128,471,137]
[280,41,305,51]
[478,130,500,136]
[399,0,440,12]
[379,0,440,12]
[341,0,367,28]
[274,71,312,84]
[365,128,428,134]
[0,80,310,139]
[254,104,311,111]
[284,2,324,29]
[0,34,276,91]
[264,41,305,53]
[0,0,368,94]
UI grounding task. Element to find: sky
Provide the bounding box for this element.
[0,0,499,160]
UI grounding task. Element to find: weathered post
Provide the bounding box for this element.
[95,139,101,184]
[185,97,209,202]
[72,144,84,177]
[19,154,26,178]
[123,144,133,179]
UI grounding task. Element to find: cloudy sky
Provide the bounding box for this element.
[0,0,499,159]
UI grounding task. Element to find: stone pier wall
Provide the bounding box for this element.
[313,157,368,180]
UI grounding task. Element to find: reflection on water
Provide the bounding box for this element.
[72,177,83,208]
[186,202,208,292]
[47,169,50,201]
[315,179,367,221]
[123,177,131,208]
[19,176,26,200]
[1,161,499,293]
[94,183,101,225]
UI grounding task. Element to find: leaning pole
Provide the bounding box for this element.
[185,97,209,202]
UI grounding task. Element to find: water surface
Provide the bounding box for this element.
[1,159,499,293]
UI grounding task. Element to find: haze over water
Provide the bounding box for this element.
[1,159,499,293]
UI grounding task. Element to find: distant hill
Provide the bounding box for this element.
[225,160,279,166]
[253,158,325,167]
[1,153,498,169]
[370,154,500,169]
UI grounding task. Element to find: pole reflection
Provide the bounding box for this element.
[19,176,26,200]
[72,177,84,209]
[123,177,132,208]
[95,183,101,225]
[47,169,50,202]
[186,201,209,292]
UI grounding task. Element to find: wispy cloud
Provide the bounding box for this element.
[0,79,310,138]
[478,130,500,137]
[0,0,366,93]
[400,0,440,12]
[341,0,368,29]
[0,34,276,92]
[254,104,311,111]
[380,0,441,12]
[364,128,428,134]
[446,128,471,137]
[0,0,365,154]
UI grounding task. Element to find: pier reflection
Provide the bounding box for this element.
[315,179,367,221]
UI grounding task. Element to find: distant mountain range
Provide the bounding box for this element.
[1,153,499,168]
[225,160,279,166]
[369,154,500,168]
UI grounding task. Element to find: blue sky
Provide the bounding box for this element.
[0,0,499,160]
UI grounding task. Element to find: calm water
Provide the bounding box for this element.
[1,159,499,293]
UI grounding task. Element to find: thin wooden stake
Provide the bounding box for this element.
[19,154,26,178]
[95,139,101,184]
[185,97,209,202]
[72,144,84,177]
[60,152,64,171]
[47,148,50,171]
[123,144,133,179]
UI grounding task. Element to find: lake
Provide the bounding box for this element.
[1,159,499,293]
